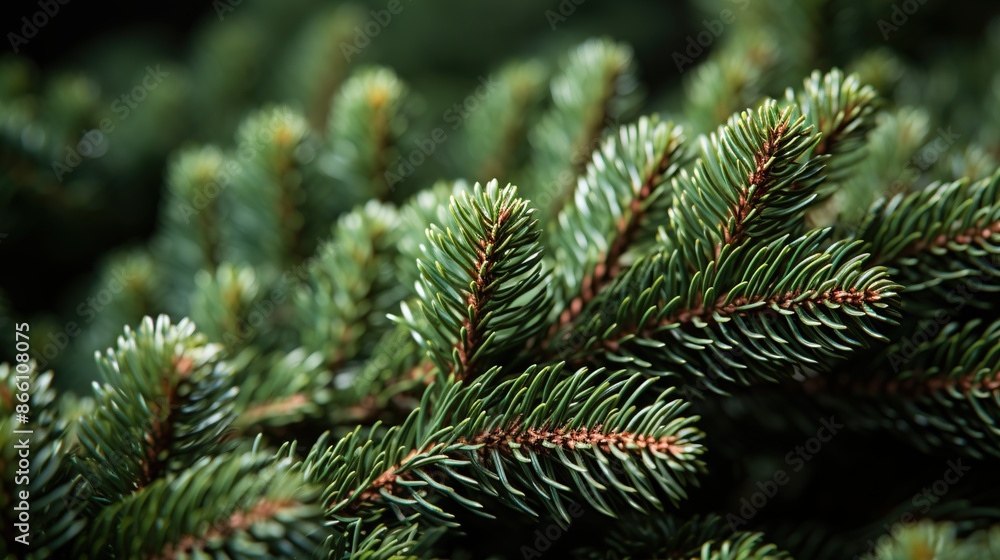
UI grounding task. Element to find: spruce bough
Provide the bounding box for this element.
[3,35,1000,559]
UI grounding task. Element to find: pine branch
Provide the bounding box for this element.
[547,116,687,338]
[329,323,429,426]
[271,4,360,130]
[393,180,550,381]
[189,263,261,352]
[564,230,900,391]
[305,364,705,541]
[461,61,548,182]
[73,316,238,506]
[79,444,327,559]
[295,200,404,370]
[230,347,332,432]
[787,69,879,191]
[858,171,1000,295]
[803,318,1000,458]
[221,106,312,273]
[153,145,228,311]
[666,99,825,264]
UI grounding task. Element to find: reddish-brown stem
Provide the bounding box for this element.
[717,122,789,255]
[141,355,194,488]
[553,140,679,333]
[453,206,513,380]
[887,220,1000,264]
[339,423,684,512]
[601,287,884,353]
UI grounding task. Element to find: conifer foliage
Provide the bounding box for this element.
[3,3,1000,558]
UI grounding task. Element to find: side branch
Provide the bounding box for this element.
[558,141,679,329]
[340,422,685,512]
[454,207,512,379]
[604,287,885,351]
[719,122,789,251]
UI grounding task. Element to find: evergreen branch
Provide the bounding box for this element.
[0,364,84,557]
[73,316,238,505]
[80,446,327,559]
[272,4,359,130]
[666,99,824,264]
[230,347,332,431]
[804,318,1000,458]
[529,39,640,215]
[787,69,879,190]
[548,116,687,333]
[785,68,877,232]
[857,171,1000,294]
[330,323,430,426]
[306,365,705,536]
[189,263,261,352]
[788,68,879,233]
[393,180,551,380]
[565,230,900,390]
[153,145,227,311]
